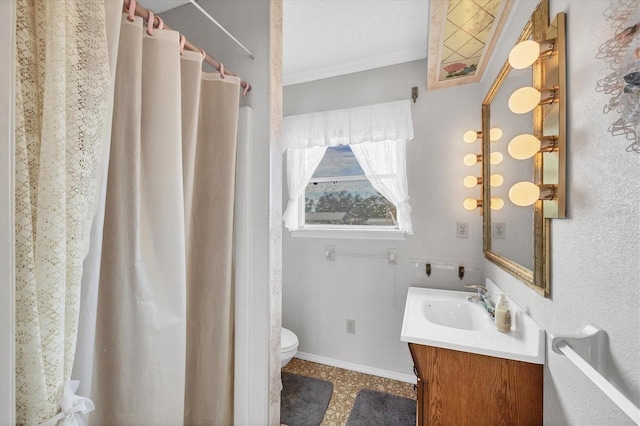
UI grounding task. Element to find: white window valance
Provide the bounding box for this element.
[282,99,414,151]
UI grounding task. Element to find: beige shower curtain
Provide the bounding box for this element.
[90,13,240,425]
[182,56,240,425]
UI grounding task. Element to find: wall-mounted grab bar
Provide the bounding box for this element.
[325,245,398,264]
[551,324,640,425]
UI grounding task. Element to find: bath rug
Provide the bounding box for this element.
[346,389,416,426]
[281,372,333,426]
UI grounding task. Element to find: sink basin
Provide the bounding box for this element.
[401,284,546,364]
[422,298,491,331]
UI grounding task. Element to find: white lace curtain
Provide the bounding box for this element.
[14,0,113,423]
[283,146,328,229]
[351,139,412,233]
[282,100,414,233]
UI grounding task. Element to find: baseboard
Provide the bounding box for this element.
[294,352,417,384]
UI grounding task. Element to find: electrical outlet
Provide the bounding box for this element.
[456,222,469,238]
[492,222,506,239]
[325,245,335,261]
[346,319,356,334]
[387,248,397,265]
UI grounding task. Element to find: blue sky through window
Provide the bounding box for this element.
[311,145,364,178]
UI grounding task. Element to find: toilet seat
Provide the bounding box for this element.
[281,327,298,352]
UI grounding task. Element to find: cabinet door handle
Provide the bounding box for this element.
[413,365,418,376]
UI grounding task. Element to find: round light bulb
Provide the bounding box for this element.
[508,40,541,69]
[508,134,541,160]
[463,154,479,166]
[508,87,541,114]
[490,174,504,187]
[489,127,503,141]
[509,181,541,206]
[463,175,479,188]
[463,130,479,143]
[463,198,478,211]
[491,197,504,210]
[489,152,503,165]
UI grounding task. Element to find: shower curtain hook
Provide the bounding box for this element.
[242,82,251,97]
[146,10,155,35]
[200,48,207,61]
[156,15,164,30]
[179,34,186,55]
[219,62,225,79]
[127,0,137,22]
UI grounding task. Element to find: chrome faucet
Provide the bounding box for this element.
[465,284,495,320]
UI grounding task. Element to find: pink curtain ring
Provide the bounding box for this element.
[219,62,225,79]
[179,35,186,55]
[147,10,155,35]
[127,0,137,22]
[156,15,164,30]
[242,82,251,97]
[200,49,207,61]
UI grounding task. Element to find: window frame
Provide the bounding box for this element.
[292,169,405,241]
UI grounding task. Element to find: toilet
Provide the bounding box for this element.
[281,327,299,367]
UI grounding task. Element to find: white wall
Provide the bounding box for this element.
[283,60,487,378]
[162,2,276,424]
[482,1,640,425]
[0,1,15,424]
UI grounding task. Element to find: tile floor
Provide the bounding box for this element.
[282,358,416,425]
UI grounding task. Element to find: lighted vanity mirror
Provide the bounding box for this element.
[486,67,534,271]
[482,0,565,297]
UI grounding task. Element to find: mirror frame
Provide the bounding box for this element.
[482,0,551,297]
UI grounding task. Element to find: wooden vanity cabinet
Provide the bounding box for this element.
[409,343,543,425]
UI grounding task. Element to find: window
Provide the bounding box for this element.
[303,146,397,228]
[282,100,414,237]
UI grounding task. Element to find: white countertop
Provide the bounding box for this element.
[400,286,546,364]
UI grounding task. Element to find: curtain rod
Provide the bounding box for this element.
[122,0,252,95]
[188,0,254,59]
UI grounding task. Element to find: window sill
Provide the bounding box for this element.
[290,227,406,241]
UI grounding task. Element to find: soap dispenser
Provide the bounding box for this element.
[495,293,512,333]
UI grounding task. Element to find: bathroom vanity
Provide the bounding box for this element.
[409,343,542,425]
[401,286,545,425]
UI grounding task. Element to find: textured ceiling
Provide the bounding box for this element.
[144,0,506,88]
[283,0,429,86]
[141,0,430,86]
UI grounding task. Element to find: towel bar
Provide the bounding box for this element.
[551,324,639,425]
